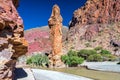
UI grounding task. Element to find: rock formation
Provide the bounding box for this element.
[0,0,28,80]
[48,5,64,67]
[67,0,120,55]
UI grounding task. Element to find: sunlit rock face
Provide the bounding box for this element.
[67,0,120,56]
[0,0,28,80]
[48,5,64,67]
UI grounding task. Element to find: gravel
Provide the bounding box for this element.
[81,61,120,72]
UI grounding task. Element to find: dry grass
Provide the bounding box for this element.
[48,67,120,80]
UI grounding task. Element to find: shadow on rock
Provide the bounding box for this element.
[14,68,28,80]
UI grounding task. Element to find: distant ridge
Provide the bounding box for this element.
[24,26,68,54]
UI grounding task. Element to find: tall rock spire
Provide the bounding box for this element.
[48,4,64,67]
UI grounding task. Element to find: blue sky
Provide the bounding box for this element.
[18,0,87,30]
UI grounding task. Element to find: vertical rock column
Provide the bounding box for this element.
[48,5,64,67]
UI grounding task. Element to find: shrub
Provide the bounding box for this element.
[26,54,49,67]
[101,49,111,54]
[68,50,77,57]
[69,56,84,67]
[61,55,84,67]
[94,46,103,51]
[77,49,97,59]
[26,57,32,65]
[61,55,69,65]
[102,54,116,61]
[61,50,84,67]
[87,54,103,62]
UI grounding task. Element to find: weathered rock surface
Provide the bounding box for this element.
[48,5,64,67]
[67,0,120,55]
[0,0,27,80]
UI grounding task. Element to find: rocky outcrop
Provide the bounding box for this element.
[0,0,27,80]
[48,5,64,67]
[67,0,120,55]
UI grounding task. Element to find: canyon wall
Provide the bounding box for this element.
[0,0,27,79]
[67,0,120,55]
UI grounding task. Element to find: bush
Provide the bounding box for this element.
[26,54,49,67]
[61,55,84,67]
[77,49,97,59]
[102,54,116,61]
[87,54,103,62]
[101,49,111,54]
[94,46,103,51]
[61,55,69,64]
[68,50,77,57]
[69,56,84,67]
[26,57,32,65]
[61,50,84,67]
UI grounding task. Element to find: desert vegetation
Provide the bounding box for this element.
[26,54,49,67]
[26,47,117,68]
[61,47,117,67]
[78,47,117,62]
[61,50,84,67]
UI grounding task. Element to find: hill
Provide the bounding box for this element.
[24,26,68,54]
[67,0,120,56]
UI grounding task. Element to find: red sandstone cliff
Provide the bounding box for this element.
[67,0,120,55]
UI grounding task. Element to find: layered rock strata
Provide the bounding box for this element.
[0,0,27,80]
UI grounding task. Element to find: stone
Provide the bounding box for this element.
[0,0,28,80]
[48,4,64,67]
[67,0,120,55]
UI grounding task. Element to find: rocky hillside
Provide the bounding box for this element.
[25,26,68,54]
[67,0,120,56]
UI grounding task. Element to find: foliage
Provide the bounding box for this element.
[26,54,49,67]
[77,49,97,59]
[102,54,116,61]
[94,46,103,51]
[68,56,84,67]
[78,48,117,62]
[100,49,111,54]
[87,54,103,62]
[68,50,77,56]
[61,55,84,67]
[61,50,84,67]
